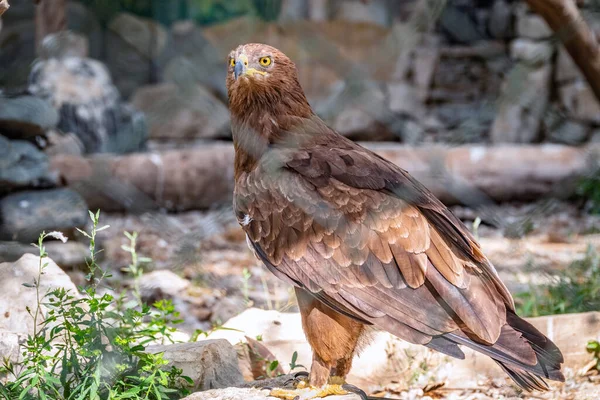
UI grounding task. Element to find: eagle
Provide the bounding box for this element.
[226,43,564,398]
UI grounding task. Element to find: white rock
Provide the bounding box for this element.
[182,387,360,400]
[0,254,78,334]
[388,82,426,118]
[556,46,581,83]
[0,330,27,365]
[131,82,229,140]
[138,269,190,300]
[333,0,390,26]
[490,63,552,143]
[146,339,243,390]
[510,39,554,65]
[559,80,600,124]
[516,12,552,39]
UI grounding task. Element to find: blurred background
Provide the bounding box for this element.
[2,0,600,398]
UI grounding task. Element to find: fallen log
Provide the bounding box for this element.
[49,143,598,212]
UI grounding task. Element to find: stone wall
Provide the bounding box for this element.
[2,0,600,146]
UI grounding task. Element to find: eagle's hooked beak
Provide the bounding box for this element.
[234,54,266,80]
[234,59,245,80]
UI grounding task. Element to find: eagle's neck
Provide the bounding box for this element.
[230,88,314,181]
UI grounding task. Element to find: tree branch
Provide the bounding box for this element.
[525,0,600,101]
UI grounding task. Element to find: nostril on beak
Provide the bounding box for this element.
[234,60,244,80]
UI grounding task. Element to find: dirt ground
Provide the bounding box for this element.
[80,201,600,400]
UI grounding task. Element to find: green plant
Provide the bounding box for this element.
[0,211,192,399]
[577,167,600,214]
[288,351,305,371]
[516,245,600,317]
[586,340,600,371]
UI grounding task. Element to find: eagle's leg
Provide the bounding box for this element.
[269,288,366,399]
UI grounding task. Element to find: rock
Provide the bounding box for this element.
[105,13,167,98]
[0,330,27,365]
[559,81,600,124]
[510,39,554,65]
[138,269,190,302]
[0,188,88,242]
[0,95,59,138]
[490,63,551,143]
[388,82,425,118]
[210,296,247,325]
[39,30,88,60]
[146,340,243,391]
[332,0,390,26]
[208,309,600,391]
[28,56,147,154]
[439,4,486,44]
[43,130,84,156]
[546,119,590,145]
[556,46,581,83]
[516,12,552,39]
[0,19,36,89]
[308,0,329,21]
[182,388,361,400]
[160,21,227,99]
[0,135,52,191]
[319,80,395,140]
[131,82,229,141]
[279,0,308,21]
[67,2,103,59]
[0,240,88,268]
[0,254,78,334]
[488,0,512,40]
[413,42,440,97]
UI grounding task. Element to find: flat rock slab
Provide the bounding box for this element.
[146,339,243,391]
[208,308,600,390]
[182,387,361,400]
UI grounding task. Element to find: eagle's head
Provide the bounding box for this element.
[226,43,311,119]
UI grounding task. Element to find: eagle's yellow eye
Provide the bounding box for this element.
[229,58,235,67]
[259,57,272,67]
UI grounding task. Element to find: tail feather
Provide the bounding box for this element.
[432,310,564,391]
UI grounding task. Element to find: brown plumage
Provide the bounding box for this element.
[227,43,564,392]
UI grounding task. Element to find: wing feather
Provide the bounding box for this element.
[235,140,511,348]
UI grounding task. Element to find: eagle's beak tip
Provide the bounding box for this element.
[234,60,245,80]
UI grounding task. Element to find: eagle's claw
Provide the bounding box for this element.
[283,371,310,388]
[341,384,368,400]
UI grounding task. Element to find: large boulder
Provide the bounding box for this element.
[159,20,228,99]
[559,80,600,124]
[0,135,54,191]
[28,45,147,154]
[490,63,552,143]
[0,95,59,138]
[146,340,243,391]
[0,240,88,268]
[0,188,88,242]
[0,254,78,334]
[131,82,229,141]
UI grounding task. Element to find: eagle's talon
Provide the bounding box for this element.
[283,371,310,388]
[293,371,310,379]
[341,384,369,400]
